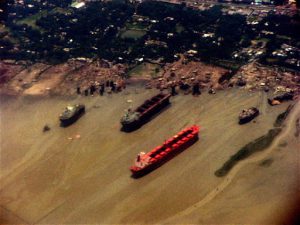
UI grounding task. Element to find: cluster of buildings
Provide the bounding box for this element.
[272,44,300,68]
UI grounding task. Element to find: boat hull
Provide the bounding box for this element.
[60,107,85,127]
[121,94,171,132]
[239,109,259,124]
[130,126,199,178]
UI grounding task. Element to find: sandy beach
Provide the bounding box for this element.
[0,86,299,224]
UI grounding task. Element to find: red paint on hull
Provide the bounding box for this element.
[130,125,199,177]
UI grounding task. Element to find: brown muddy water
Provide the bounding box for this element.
[0,87,297,224]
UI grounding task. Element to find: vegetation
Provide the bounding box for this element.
[1,1,299,68]
[258,13,300,70]
[274,104,294,127]
[1,1,252,65]
[127,63,162,78]
[215,103,295,177]
[120,30,146,40]
[215,128,282,177]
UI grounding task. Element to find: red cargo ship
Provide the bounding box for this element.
[130,125,199,177]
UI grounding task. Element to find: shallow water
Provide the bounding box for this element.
[0,87,296,224]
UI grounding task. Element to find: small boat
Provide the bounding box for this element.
[130,125,199,177]
[238,107,259,124]
[59,104,85,127]
[268,92,294,106]
[121,93,171,131]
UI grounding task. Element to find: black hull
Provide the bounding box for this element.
[121,98,170,132]
[239,111,259,124]
[268,92,294,106]
[60,109,85,127]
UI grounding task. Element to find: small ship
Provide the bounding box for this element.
[268,92,294,106]
[238,107,259,124]
[59,104,85,127]
[121,93,171,131]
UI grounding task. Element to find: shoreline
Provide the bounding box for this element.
[1,57,299,100]
[0,83,298,224]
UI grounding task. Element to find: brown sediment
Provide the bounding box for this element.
[1,57,299,99]
[0,60,25,84]
[231,61,300,93]
[151,55,229,91]
[295,118,300,137]
[0,59,127,97]
[0,87,299,224]
[0,206,29,224]
[215,128,282,177]
[259,158,274,167]
[215,102,296,178]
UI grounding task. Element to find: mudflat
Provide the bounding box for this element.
[0,87,299,224]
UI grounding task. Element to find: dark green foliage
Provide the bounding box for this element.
[274,104,294,127]
[2,1,298,66]
[215,128,282,177]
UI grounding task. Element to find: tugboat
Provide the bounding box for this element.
[130,125,199,177]
[238,107,259,124]
[121,93,171,131]
[59,104,85,127]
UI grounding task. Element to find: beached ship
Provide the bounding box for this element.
[121,93,171,131]
[130,125,199,177]
[268,92,294,106]
[238,107,259,124]
[59,104,85,126]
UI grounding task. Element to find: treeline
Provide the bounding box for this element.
[1,1,298,66]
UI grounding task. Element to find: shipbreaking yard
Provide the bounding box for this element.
[1,85,299,224]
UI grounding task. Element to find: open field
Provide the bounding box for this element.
[0,87,299,224]
[16,11,47,30]
[127,63,163,79]
[120,29,147,40]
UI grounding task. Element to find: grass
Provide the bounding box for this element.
[125,22,149,31]
[212,59,242,71]
[215,128,282,177]
[120,29,147,40]
[127,63,162,78]
[255,37,270,43]
[15,7,71,30]
[276,35,292,40]
[0,25,19,44]
[16,11,48,30]
[51,7,73,14]
[175,23,184,33]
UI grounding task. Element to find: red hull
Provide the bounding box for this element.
[130,125,199,177]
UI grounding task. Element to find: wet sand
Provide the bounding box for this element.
[0,87,299,224]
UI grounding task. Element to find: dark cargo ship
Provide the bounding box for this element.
[238,107,259,124]
[130,125,199,177]
[121,93,171,131]
[59,104,85,127]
